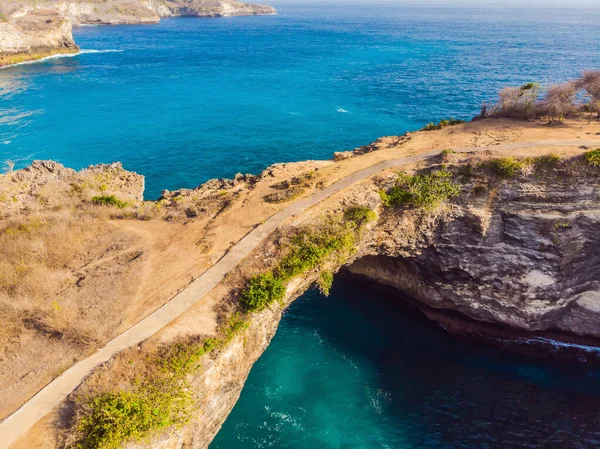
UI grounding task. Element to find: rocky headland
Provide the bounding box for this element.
[2,117,600,449]
[0,0,276,66]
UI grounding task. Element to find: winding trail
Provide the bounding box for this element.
[2,139,599,448]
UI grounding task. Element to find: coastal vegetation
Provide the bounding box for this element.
[73,313,249,449]
[379,169,462,210]
[585,149,600,167]
[91,195,128,209]
[484,71,600,122]
[240,206,376,312]
[421,118,465,131]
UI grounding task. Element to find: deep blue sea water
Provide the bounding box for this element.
[1,4,600,198]
[210,280,600,449]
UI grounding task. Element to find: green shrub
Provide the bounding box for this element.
[0,13,8,23]
[487,157,531,178]
[239,219,358,312]
[76,344,201,449]
[317,271,334,297]
[239,271,286,312]
[92,195,128,209]
[535,154,561,167]
[76,387,190,449]
[222,313,249,343]
[440,148,456,156]
[421,118,465,132]
[585,149,600,167]
[75,310,251,448]
[380,169,461,210]
[343,205,376,227]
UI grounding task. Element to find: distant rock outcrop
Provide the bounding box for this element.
[0,0,276,66]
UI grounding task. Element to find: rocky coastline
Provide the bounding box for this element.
[3,118,600,449]
[0,0,276,67]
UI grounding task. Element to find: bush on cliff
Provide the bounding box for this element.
[239,208,372,312]
[91,195,128,209]
[239,271,286,312]
[487,157,532,178]
[585,149,600,167]
[380,169,461,210]
[74,313,251,449]
[344,205,376,227]
[75,341,205,449]
[421,118,465,131]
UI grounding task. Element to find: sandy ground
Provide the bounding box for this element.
[2,118,600,448]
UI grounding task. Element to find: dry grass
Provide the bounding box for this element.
[0,212,110,353]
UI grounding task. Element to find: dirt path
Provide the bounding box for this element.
[2,139,600,449]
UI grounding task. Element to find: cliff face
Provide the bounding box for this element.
[0,9,78,67]
[0,0,276,66]
[350,179,600,339]
[149,153,600,449]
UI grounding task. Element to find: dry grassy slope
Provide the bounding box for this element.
[2,118,600,449]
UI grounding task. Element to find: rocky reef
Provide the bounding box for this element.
[0,0,276,66]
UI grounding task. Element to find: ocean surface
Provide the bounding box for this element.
[1,4,600,198]
[210,280,600,449]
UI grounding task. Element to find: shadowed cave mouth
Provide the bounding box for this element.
[341,255,600,365]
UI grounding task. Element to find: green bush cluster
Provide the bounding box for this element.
[317,270,334,297]
[240,208,374,312]
[585,149,600,167]
[76,342,206,449]
[380,170,461,210]
[440,148,456,156]
[487,157,531,178]
[534,154,561,167]
[91,195,128,209]
[76,379,193,449]
[421,118,465,131]
[343,205,376,227]
[76,313,250,449]
[239,271,286,312]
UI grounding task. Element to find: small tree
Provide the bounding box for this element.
[544,81,578,123]
[493,83,541,119]
[578,70,600,120]
[518,82,541,119]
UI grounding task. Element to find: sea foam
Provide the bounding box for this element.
[0,49,124,70]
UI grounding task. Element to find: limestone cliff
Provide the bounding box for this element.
[0,9,78,67]
[141,150,600,449]
[0,0,276,66]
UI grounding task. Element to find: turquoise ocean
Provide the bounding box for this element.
[2,3,600,448]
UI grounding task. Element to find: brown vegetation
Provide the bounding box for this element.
[483,71,600,123]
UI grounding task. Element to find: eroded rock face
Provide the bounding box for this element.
[349,177,600,338]
[0,9,78,67]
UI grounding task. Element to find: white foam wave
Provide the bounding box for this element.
[0,49,124,69]
[506,336,600,353]
[337,107,350,113]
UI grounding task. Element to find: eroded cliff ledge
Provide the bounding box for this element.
[0,0,276,66]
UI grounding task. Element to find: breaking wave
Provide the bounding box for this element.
[0,49,124,69]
